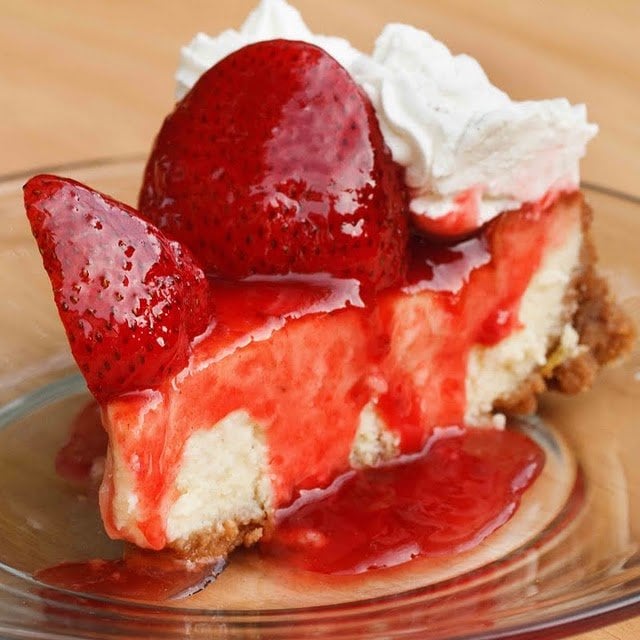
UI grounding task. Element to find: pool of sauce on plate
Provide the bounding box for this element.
[261,427,544,574]
[36,548,226,601]
[39,412,543,599]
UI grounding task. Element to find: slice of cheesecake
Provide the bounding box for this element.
[23,14,633,563]
[25,174,631,557]
[99,191,631,557]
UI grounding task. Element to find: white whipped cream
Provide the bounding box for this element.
[175,0,360,100]
[176,0,597,233]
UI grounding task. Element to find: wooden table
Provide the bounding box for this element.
[1,1,638,638]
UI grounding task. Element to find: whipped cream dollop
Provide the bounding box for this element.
[175,0,360,99]
[176,0,597,234]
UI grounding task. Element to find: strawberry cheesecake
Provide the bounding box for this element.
[24,0,632,564]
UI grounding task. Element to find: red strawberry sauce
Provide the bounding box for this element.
[42,426,542,597]
[262,427,544,574]
[36,549,226,601]
[44,192,579,598]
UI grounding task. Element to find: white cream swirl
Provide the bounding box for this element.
[175,0,360,101]
[175,0,597,234]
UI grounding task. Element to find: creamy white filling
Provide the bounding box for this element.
[176,0,596,231]
[349,402,400,469]
[166,410,272,543]
[465,224,583,423]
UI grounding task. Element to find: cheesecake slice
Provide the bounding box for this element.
[23,5,633,566]
[94,191,630,556]
[24,181,632,561]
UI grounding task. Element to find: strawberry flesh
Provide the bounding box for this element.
[24,175,210,401]
[139,40,408,294]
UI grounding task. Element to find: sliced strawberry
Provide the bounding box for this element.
[24,175,210,402]
[139,40,408,294]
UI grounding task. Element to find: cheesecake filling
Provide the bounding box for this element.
[100,191,586,553]
[465,217,583,423]
[177,0,597,236]
[166,411,272,544]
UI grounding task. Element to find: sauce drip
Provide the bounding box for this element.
[36,548,225,601]
[55,400,106,485]
[262,428,544,574]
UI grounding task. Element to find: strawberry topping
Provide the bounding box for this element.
[24,175,210,401]
[139,40,408,293]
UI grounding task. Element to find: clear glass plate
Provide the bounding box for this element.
[0,158,638,639]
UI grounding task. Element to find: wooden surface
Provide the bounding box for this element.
[0,1,638,638]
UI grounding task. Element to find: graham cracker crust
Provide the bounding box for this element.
[494,198,635,415]
[173,519,267,559]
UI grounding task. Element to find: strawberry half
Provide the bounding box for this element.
[24,175,210,402]
[139,40,408,294]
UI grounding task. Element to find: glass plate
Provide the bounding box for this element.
[0,158,638,640]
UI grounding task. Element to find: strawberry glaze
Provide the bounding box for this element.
[100,192,580,551]
[262,427,544,574]
[42,427,542,597]
[36,548,225,601]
